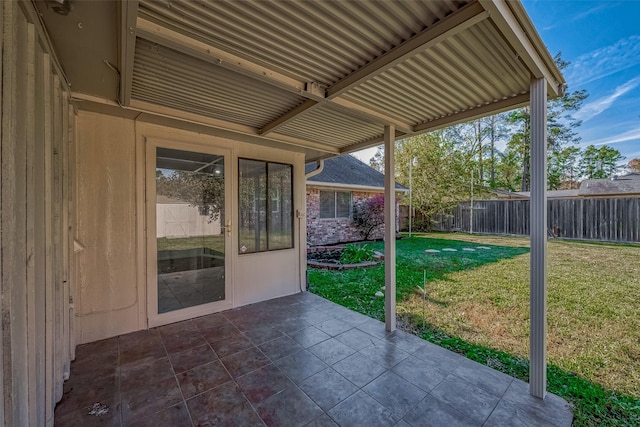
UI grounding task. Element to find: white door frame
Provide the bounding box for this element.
[145,137,233,328]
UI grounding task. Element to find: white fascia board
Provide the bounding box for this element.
[306,182,408,193]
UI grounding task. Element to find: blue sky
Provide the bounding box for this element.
[353,1,640,167]
[523,0,640,166]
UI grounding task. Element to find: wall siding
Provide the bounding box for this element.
[1,2,75,425]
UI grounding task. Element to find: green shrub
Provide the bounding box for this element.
[411,217,433,232]
[340,244,375,264]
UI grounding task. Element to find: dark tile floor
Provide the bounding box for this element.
[54,292,573,426]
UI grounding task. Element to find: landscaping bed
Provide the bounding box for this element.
[307,244,381,270]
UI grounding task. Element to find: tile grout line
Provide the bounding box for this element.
[215,317,271,426]
[480,375,516,425]
[117,335,123,427]
[158,322,197,427]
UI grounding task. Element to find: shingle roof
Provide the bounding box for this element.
[306,155,406,190]
[493,173,640,199]
[579,173,640,196]
[510,189,581,199]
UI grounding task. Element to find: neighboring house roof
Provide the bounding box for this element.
[507,189,581,199]
[492,173,640,199]
[579,173,640,196]
[306,155,407,191]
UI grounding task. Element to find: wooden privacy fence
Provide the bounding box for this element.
[433,197,640,243]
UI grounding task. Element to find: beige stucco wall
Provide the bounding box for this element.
[75,113,142,343]
[75,111,306,344]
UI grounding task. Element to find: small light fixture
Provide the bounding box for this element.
[50,0,72,16]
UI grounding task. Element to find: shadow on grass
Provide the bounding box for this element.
[400,315,640,427]
[307,237,530,315]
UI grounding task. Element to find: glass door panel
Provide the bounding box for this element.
[155,147,226,313]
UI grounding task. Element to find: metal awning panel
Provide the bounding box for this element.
[36,0,564,160]
[276,105,385,148]
[137,0,467,86]
[342,19,532,126]
[132,38,306,129]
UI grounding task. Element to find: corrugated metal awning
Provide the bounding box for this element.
[46,0,564,160]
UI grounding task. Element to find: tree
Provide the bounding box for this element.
[369,146,385,173]
[548,146,581,189]
[627,158,640,173]
[507,53,588,191]
[493,135,524,191]
[487,113,510,187]
[351,194,385,240]
[579,145,625,179]
[394,132,484,229]
[157,170,225,222]
[445,119,490,184]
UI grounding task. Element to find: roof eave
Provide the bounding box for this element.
[306,181,408,193]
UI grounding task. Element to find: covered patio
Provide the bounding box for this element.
[3,1,566,424]
[54,293,573,426]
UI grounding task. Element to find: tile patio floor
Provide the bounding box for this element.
[54,292,573,426]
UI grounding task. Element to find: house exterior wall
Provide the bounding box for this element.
[75,111,306,344]
[75,113,141,343]
[1,2,75,425]
[306,186,400,246]
[156,203,222,238]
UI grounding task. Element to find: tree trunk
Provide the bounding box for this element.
[490,116,496,184]
[521,112,530,192]
[477,121,484,183]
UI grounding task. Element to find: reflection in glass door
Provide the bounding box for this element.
[155,147,226,313]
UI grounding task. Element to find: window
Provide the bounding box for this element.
[320,190,352,219]
[238,159,293,253]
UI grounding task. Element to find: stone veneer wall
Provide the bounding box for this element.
[306,187,400,246]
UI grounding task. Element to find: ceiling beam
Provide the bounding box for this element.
[326,2,488,99]
[479,0,563,96]
[330,98,413,134]
[341,92,531,154]
[136,17,322,100]
[258,96,414,137]
[339,129,407,155]
[413,93,530,133]
[128,99,340,153]
[71,92,339,155]
[258,99,319,135]
[119,0,139,106]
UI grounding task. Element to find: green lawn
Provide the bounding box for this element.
[308,233,640,426]
[157,235,225,252]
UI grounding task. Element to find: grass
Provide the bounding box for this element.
[157,235,224,252]
[308,232,640,426]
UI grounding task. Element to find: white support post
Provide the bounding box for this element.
[384,125,396,332]
[529,77,548,399]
